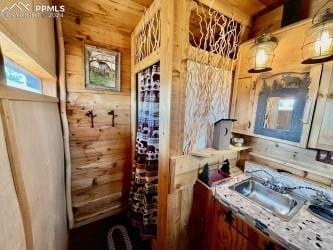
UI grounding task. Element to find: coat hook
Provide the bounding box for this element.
[86,110,97,128]
[108,110,118,127]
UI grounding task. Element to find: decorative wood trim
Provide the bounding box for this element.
[248,65,322,148]
[56,18,75,229]
[133,49,160,73]
[0,99,34,250]
[132,0,161,64]
[132,0,162,37]
[187,46,236,71]
[0,84,58,103]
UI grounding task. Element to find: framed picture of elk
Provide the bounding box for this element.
[84,44,121,91]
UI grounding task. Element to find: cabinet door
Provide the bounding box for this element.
[189,181,213,250]
[309,63,333,151]
[210,199,256,250]
[231,77,255,134]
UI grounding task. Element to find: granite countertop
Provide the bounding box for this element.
[214,163,333,250]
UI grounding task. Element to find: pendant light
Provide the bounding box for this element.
[302,1,333,64]
[248,34,278,73]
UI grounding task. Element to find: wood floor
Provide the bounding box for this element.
[69,213,151,250]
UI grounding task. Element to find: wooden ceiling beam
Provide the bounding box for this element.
[258,0,284,8]
[198,0,253,27]
[254,0,284,19]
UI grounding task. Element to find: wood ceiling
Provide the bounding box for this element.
[225,0,284,17]
[58,0,154,34]
[58,0,284,34]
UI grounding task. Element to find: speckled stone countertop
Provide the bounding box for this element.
[214,162,333,250]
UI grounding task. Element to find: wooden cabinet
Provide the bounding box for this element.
[230,21,325,148]
[210,200,256,250]
[210,198,285,250]
[188,180,214,250]
[231,77,256,134]
[189,182,285,250]
[309,63,333,151]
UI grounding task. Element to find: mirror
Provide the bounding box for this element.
[254,72,310,143]
[263,97,295,131]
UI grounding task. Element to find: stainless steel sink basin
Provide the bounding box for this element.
[230,177,305,220]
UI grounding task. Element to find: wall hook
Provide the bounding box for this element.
[86,110,97,128]
[108,110,118,127]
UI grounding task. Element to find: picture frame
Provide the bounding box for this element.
[84,44,121,91]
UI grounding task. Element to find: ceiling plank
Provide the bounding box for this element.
[254,0,284,19]
[258,0,284,9]
[59,0,153,33]
[198,0,252,26]
[225,0,267,16]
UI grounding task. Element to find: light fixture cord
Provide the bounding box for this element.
[312,0,333,24]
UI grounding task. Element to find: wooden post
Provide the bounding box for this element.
[157,0,174,249]
[56,18,75,228]
[169,0,191,157]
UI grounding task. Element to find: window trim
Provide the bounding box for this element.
[4,57,43,94]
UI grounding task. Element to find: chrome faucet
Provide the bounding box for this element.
[245,169,290,194]
[245,169,333,205]
[287,186,333,206]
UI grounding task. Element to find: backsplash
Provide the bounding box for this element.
[245,162,333,203]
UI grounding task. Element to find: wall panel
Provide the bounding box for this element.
[8,100,67,250]
[0,113,26,250]
[62,5,132,225]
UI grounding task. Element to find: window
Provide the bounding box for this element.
[4,58,42,93]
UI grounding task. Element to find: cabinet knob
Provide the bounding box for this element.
[224,210,234,225]
[199,217,205,234]
[264,241,275,250]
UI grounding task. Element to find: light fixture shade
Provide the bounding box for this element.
[302,9,333,64]
[248,34,278,73]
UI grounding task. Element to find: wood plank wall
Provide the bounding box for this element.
[62,9,132,225]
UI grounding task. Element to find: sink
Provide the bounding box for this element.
[230,177,305,220]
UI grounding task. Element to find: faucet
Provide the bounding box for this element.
[287,186,333,206]
[245,169,290,194]
[246,169,333,205]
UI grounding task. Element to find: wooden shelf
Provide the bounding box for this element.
[189,146,251,158]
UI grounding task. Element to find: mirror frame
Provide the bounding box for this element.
[254,72,310,142]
